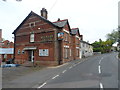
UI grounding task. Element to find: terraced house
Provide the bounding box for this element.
[12,8,82,66]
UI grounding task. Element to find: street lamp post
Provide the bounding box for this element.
[118,26,120,58]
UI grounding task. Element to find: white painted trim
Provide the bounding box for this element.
[76,35,80,40]
[64,45,69,48]
[63,29,69,34]
[76,47,79,49]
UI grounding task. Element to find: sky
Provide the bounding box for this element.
[0,0,119,43]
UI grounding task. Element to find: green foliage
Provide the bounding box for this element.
[106,30,119,44]
[93,29,119,54]
[92,39,113,53]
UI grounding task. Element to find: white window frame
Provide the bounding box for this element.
[70,49,71,56]
[29,22,35,27]
[39,49,49,56]
[4,54,7,59]
[18,50,20,55]
[30,33,34,42]
[22,50,25,54]
[64,48,69,59]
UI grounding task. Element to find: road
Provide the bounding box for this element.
[39,52,118,88]
[2,52,118,89]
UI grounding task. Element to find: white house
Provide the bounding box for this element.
[80,40,93,58]
[117,43,120,51]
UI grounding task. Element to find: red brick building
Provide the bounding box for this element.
[0,40,14,62]
[71,28,81,60]
[0,29,2,48]
[12,8,82,66]
[0,29,2,62]
[2,40,14,48]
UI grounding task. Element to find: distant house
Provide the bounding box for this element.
[0,48,14,62]
[0,29,14,62]
[71,28,81,59]
[2,40,14,48]
[0,29,2,47]
[117,43,120,51]
[0,29,3,62]
[12,8,82,66]
[80,40,93,58]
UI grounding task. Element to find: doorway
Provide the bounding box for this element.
[28,50,34,62]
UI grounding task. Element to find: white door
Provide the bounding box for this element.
[31,51,34,62]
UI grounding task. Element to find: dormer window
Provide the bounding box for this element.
[29,22,35,27]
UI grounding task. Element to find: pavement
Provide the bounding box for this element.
[2,56,87,88]
[2,65,46,83]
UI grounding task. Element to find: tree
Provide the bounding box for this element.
[92,39,113,53]
[106,29,119,44]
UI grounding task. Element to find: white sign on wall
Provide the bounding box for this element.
[39,49,49,56]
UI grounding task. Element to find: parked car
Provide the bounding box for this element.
[6,59,14,64]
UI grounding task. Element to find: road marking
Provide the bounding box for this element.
[98,65,101,74]
[52,75,59,79]
[38,82,47,88]
[62,70,67,73]
[100,82,104,89]
[101,57,103,59]
[99,57,103,65]
[69,66,73,69]
[116,55,119,59]
[73,64,76,67]
[99,60,102,65]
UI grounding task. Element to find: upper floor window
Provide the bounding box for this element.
[30,33,34,42]
[64,33,68,42]
[29,22,35,27]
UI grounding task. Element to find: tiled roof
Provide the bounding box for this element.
[71,28,79,35]
[80,40,92,45]
[13,11,61,34]
[53,19,68,28]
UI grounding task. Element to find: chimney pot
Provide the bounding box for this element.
[57,18,60,21]
[41,8,48,19]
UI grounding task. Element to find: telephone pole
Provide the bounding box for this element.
[118,26,120,58]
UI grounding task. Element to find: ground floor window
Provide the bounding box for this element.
[64,48,69,59]
[70,49,71,56]
[77,49,79,57]
[4,54,7,59]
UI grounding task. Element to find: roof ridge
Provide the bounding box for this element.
[71,28,79,30]
[13,11,61,34]
[52,19,68,23]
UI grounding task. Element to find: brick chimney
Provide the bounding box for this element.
[80,35,83,41]
[41,8,48,19]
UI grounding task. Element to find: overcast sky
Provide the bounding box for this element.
[0,0,119,43]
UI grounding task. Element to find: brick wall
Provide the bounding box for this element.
[13,11,81,66]
[14,13,60,66]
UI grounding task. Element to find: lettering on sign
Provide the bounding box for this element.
[41,35,54,41]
